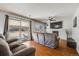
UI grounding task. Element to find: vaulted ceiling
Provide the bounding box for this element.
[0,3,79,21]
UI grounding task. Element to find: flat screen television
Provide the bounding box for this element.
[50,21,62,29]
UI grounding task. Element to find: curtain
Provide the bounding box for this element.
[3,15,9,40]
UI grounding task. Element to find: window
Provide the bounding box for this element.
[8,17,30,41]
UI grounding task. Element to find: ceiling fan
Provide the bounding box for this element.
[48,16,56,21]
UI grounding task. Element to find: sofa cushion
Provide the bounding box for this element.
[9,40,22,50]
[12,44,26,53]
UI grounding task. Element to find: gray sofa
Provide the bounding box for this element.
[32,32,59,48]
[0,34,36,56]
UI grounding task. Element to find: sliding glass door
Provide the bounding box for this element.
[8,19,20,40]
[20,20,30,40]
[8,17,30,41]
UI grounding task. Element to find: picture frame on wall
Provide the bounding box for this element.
[73,16,77,27]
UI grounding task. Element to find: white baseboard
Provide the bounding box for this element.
[77,49,79,54]
[77,51,79,54]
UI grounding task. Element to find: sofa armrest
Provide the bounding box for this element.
[14,47,36,56]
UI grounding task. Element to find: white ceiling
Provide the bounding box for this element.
[0,3,79,21]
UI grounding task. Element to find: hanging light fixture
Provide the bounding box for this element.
[48,16,56,21]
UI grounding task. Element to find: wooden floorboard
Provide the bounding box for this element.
[23,39,79,56]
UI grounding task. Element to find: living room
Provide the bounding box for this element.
[0,3,79,56]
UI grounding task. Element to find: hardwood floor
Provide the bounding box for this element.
[23,39,79,56]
